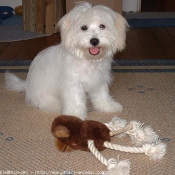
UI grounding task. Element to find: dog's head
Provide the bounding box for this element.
[58,2,129,61]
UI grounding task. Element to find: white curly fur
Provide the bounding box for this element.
[5,2,128,120]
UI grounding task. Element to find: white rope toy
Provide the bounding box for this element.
[88,140,131,175]
[87,116,167,175]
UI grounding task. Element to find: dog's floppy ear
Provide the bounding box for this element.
[56,13,71,33]
[56,2,92,33]
[115,12,129,51]
[53,125,70,138]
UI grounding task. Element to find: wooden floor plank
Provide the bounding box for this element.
[0,41,26,60]
[0,28,175,61]
[151,28,175,58]
[115,49,128,60]
[136,28,167,59]
[0,43,10,54]
[15,37,45,60]
[165,27,175,42]
[38,33,61,52]
[125,28,147,59]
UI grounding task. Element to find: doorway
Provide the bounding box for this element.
[141,0,175,12]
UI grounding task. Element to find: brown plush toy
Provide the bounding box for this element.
[51,115,166,175]
[51,115,111,152]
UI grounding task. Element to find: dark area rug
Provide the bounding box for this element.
[127,18,175,28]
[0,15,48,42]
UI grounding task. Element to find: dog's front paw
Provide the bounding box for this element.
[63,108,87,121]
[94,100,123,113]
[72,111,87,121]
[103,101,123,113]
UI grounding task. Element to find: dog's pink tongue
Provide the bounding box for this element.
[89,47,100,55]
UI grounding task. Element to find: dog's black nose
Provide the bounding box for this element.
[90,38,99,46]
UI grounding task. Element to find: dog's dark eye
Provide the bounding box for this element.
[99,24,105,29]
[81,25,88,31]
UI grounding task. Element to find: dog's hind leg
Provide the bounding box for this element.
[27,92,62,113]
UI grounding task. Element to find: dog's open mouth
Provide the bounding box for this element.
[89,47,100,55]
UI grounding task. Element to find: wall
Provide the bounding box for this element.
[0,0,141,13]
[0,0,22,8]
[66,0,122,14]
[66,0,140,13]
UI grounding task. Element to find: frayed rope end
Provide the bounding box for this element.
[105,158,131,175]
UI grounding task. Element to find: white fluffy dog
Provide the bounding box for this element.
[5,2,128,120]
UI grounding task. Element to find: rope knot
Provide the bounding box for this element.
[142,142,167,160]
[126,121,159,146]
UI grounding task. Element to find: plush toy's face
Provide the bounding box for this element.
[51,115,111,152]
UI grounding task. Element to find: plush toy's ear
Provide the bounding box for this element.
[115,12,129,51]
[54,126,70,138]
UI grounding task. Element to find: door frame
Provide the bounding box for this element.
[122,0,141,12]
